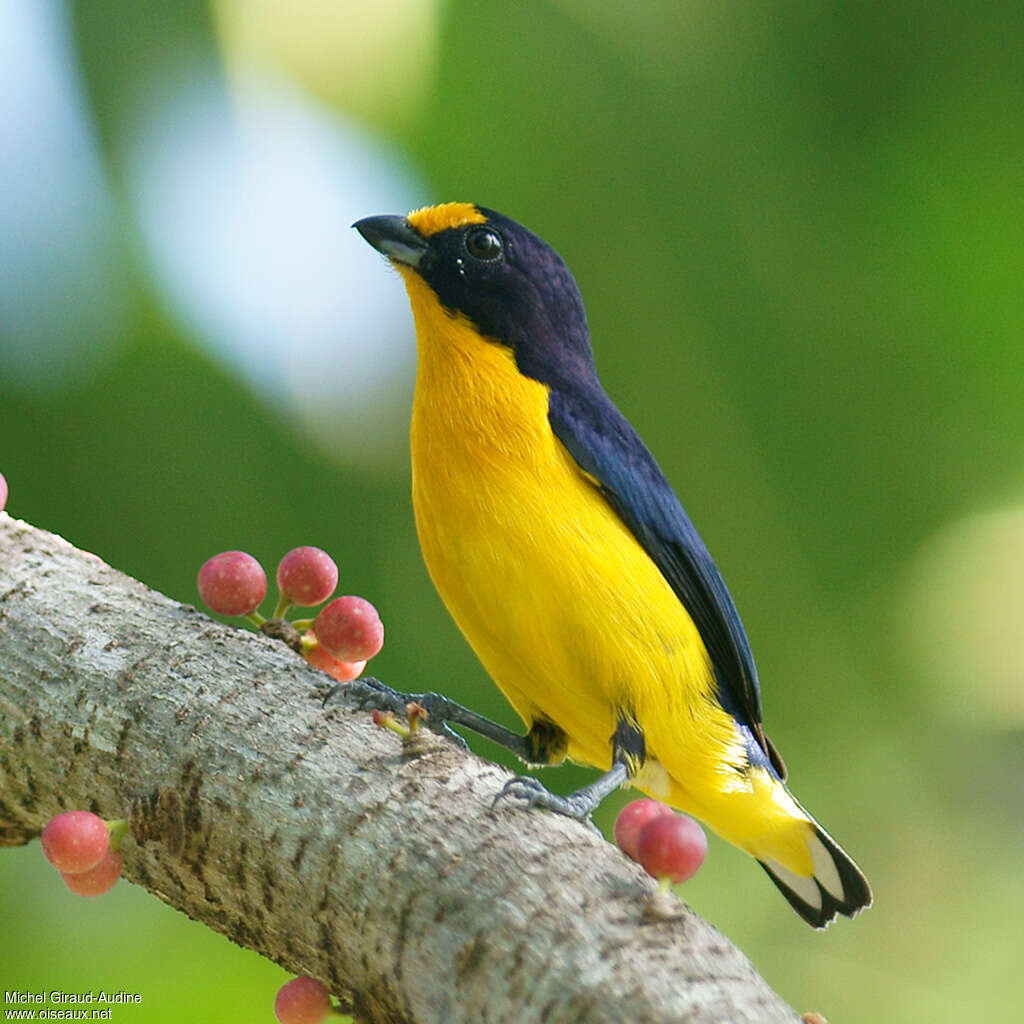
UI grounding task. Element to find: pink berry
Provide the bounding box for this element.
[0,471,7,512]
[614,798,674,862]
[635,813,707,884]
[303,639,366,682]
[197,551,267,616]
[41,811,110,874]
[276,547,338,607]
[274,976,332,1024]
[314,596,383,662]
[61,849,123,897]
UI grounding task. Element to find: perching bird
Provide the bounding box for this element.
[353,202,871,928]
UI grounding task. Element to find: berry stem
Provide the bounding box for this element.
[406,702,427,733]
[106,819,131,852]
[291,618,315,632]
[272,595,292,620]
[373,710,411,739]
[245,610,267,628]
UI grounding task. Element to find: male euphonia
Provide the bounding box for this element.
[353,202,871,928]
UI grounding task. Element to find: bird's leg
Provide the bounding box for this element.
[339,678,639,823]
[493,715,644,822]
[335,677,567,765]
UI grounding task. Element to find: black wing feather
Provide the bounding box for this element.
[548,382,784,776]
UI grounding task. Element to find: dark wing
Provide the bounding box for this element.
[549,382,786,778]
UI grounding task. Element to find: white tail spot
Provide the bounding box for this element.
[809,832,845,901]
[763,858,822,910]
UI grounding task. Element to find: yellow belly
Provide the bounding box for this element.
[403,273,746,800]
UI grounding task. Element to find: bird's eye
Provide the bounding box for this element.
[465,228,503,261]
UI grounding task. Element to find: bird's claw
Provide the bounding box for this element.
[493,775,600,833]
[493,775,549,811]
[337,676,406,713]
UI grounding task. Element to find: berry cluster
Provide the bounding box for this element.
[197,547,384,683]
[40,810,129,897]
[614,799,707,887]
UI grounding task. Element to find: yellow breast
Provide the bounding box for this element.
[399,269,742,788]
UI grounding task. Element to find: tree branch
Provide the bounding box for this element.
[0,515,800,1023]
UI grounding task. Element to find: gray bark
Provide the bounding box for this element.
[0,514,800,1023]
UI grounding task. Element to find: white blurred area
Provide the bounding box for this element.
[0,0,127,389]
[900,505,1024,728]
[2,0,441,470]
[124,69,426,468]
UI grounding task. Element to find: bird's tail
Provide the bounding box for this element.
[757,820,872,929]
[654,754,872,928]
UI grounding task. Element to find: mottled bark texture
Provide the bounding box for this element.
[0,516,800,1023]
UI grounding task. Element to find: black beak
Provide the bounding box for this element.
[353,215,429,269]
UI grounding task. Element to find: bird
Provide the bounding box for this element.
[353,202,872,928]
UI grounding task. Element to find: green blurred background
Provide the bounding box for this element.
[3,1,1022,1020]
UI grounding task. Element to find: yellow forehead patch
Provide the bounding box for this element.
[407,202,486,237]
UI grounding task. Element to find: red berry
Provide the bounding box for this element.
[197,551,267,616]
[303,638,366,682]
[635,813,707,884]
[61,849,123,897]
[41,811,110,874]
[0,471,7,512]
[614,798,674,861]
[276,547,338,607]
[314,596,383,662]
[274,976,332,1024]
